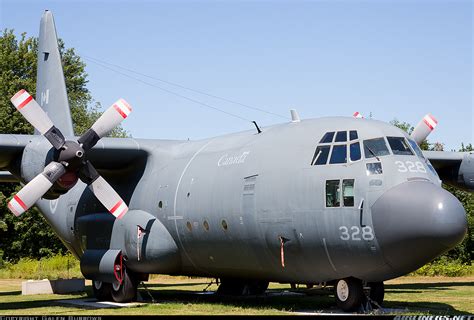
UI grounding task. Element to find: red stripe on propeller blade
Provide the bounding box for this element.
[14,195,27,210]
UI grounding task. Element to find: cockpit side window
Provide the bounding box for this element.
[312,146,331,165]
[363,138,390,159]
[350,142,361,161]
[408,139,425,159]
[320,132,335,143]
[387,137,414,155]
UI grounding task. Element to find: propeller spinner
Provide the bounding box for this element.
[8,89,132,219]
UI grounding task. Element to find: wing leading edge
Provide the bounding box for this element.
[424,150,474,191]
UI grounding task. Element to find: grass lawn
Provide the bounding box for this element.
[0,276,472,315]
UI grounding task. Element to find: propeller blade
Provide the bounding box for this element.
[353,112,364,119]
[79,161,128,219]
[10,90,65,149]
[78,99,132,150]
[7,161,66,216]
[410,114,438,145]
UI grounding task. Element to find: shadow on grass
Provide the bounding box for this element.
[140,282,209,289]
[0,291,21,296]
[0,282,470,315]
[386,282,474,291]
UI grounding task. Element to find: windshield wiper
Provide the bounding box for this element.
[365,145,381,162]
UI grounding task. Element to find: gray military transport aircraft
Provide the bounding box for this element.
[1,10,472,312]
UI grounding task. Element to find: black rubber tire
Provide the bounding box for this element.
[92,280,113,301]
[368,281,384,308]
[110,267,138,303]
[334,277,364,312]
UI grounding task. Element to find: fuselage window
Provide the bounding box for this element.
[320,132,335,143]
[350,142,361,161]
[330,145,347,164]
[342,179,355,207]
[387,137,414,155]
[312,145,331,165]
[363,138,390,159]
[335,131,347,142]
[349,130,358,141]
[366,162,383,175]
[326,180,341,207]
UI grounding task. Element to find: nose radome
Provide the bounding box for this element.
[372,180,467,276]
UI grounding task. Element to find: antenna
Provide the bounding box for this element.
[252,121,262,134]
[290,109,300,122]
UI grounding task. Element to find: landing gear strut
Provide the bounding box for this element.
[217,278,269,296]
[334,278,385,312]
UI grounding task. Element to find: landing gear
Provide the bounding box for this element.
[367,281,384,308]
[333,278,385,312]
[334,278,364,312]
[111,265,139,303]
[92,280,112,301]
[217,278,269,296]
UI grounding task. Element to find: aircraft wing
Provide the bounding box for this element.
[423,150,474,191]
[0,134,168,182]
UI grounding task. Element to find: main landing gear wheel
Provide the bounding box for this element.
[334,277,364,312]
[367,281,384,308]
[110,266,138,303]
[92,280,112,301]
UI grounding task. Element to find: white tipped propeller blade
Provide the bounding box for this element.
[411,114,438,145]
[91,99,132,139]
[11,89,54,135]
[353,112,364,119]
[7,162,65,216]
[89,176,128,219]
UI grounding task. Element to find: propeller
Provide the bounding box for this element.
[8,89,132,219]
[353,112,364,119]
[410,114,438,146]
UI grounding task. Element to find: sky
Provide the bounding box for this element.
[0,0,472,150]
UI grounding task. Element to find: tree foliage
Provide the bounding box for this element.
[0,29,126,262]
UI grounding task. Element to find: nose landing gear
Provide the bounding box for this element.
[334,278,384,312]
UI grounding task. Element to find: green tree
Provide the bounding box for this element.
[391,118,473,263]
[0,29,126,262]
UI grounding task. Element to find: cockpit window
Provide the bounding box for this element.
[330,145,347,164]
[335,131,347,142]
[349,130,358,141]
[387,137,414,155]
[408,139,425,159]
[320,132,335,143]
[350,142,361,161]
[312,146,331,165]
[363,138,390,159]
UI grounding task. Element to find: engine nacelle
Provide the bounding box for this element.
[459,152,474,190]
[21,136,77,198]
[437,152,474,192]
[77,210,181,278]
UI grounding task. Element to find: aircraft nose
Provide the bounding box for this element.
[372,180,467,275]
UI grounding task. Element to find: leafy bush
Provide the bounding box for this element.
[410,257,473,277]
[0,253,82,279]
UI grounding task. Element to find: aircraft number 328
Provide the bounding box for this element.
[395,161,426,173]
[339,226,374,241]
